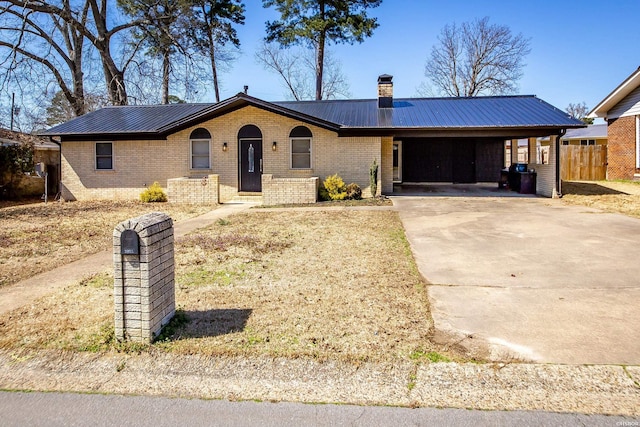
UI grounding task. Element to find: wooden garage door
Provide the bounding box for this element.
[402,138,503,183]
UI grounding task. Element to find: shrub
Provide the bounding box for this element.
[369,159,378,197]
[345,183,362,200]
[323,174,347,200]
[140,182,167,202]
[318,184,330,201]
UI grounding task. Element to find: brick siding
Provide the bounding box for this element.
[167,174,219,204]
[262,174,318,205]
[607,116,637,180]
[61,106,383,202]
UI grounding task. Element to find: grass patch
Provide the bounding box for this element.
[0,210,456,363]
[410,349,452,363]
[258,197,393,209]
[0,200,212,288]
[561,181,640,219]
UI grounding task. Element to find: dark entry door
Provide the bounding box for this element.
[452,140,476,183]
[239,139,263,192]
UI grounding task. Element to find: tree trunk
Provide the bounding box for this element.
[162,49,170,104]
[205,23,220,102]
[315,0,326,100]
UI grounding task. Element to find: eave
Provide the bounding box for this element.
[588,66,640,119]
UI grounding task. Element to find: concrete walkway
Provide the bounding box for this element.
[393,194,640,365]
[0,203,256,316]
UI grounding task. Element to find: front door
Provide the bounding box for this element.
[239,139,263,192]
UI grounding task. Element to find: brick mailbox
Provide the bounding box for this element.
[113,212,175,343]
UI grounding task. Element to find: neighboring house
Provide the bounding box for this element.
[0,128,60,197]
[538,125,608,181]
[558,124,608,146]
[41,75,583,203]
[589,66,640,180]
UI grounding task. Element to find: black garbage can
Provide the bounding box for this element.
[519,171,537,194]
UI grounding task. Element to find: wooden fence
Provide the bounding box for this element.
[561,145,607,181]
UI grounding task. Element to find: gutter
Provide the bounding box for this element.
[555,129,566,198]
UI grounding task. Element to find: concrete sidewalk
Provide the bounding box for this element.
[0,203,256,316]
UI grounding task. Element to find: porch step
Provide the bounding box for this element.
[230,194,263,204]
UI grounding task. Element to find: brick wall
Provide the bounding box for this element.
[262,174,318,205]
[535,136,558,197]
[61,106,383,201]
[113,212,175,343]
[167,174,219,204]
[607,116,637,180]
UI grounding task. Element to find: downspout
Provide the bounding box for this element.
[555,129,566,198]
[48,137,62,199]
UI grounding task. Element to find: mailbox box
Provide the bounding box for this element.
[120,230,139,255]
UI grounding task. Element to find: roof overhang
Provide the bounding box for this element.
[52,93,343,142]
[338,126,583,139]
[588,66,640,119]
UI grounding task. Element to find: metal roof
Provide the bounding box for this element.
[40,103,212,136]
[563,124,607,139]
[274,96,583,129]
[538,124,607,142]
[41,93,584,139]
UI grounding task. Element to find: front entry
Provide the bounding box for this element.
[238,125,263,192]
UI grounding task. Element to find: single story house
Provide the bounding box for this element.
[0,128,60,197]
[41,75,583,203]
[588,66,640,180]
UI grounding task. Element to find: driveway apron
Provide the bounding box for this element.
[393,195,640,364]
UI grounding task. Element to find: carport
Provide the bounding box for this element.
[380,95,585,196]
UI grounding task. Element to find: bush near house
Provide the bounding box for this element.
[345,183,362,200]
[323,174,347,201]
[0,142,34,199]
[140,182,167,202]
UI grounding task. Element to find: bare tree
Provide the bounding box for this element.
[424,17,531,97]
[0,0,148,109]
[0,0,90,116]
[256,42,350,100]
[566,102,594,124]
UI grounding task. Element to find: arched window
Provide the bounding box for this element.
[190,128,211,169]
[290,126,312,169]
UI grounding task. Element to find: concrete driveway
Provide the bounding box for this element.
[393,192,640,364]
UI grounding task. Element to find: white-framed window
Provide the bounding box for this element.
[95,142,113,170]
[190,128,211,169]
[289,126,312,169]
[580,139,596,146]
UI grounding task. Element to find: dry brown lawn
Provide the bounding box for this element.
[0,201,212,287]
[561,180,640,218]
[0,210,445,363]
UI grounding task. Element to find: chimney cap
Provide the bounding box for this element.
[378,74,393,83]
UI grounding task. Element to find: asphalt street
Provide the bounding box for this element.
[1,391,637,427]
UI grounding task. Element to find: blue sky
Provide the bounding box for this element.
[216,0,640,115]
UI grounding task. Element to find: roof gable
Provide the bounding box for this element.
[589,66,640,119]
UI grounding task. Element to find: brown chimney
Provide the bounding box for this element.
[377,74,393,108]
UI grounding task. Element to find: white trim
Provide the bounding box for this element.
[95,141,114,170]
[636,115,640,169]
[393,141,402,182]
[190,138,211,170]
[290,137,312,170]
[589,67,640,118]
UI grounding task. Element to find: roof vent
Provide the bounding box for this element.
[377,74,393,108]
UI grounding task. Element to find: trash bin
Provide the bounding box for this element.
[519,171,537,194]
